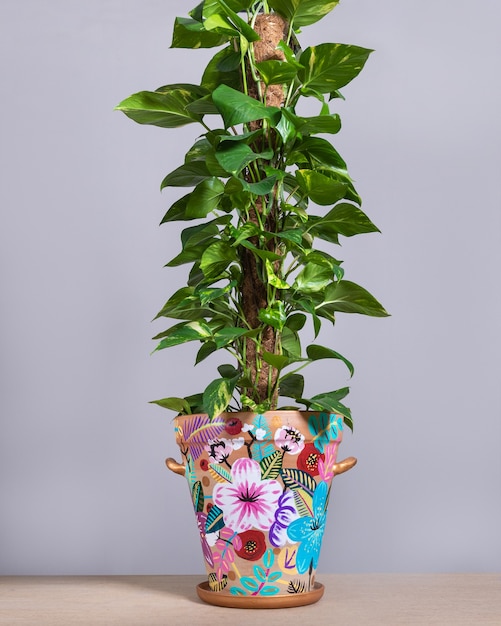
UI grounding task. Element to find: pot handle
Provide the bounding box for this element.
[165,457,185,476]
[332,456,357,476]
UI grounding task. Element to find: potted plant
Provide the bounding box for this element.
[116,0,387,608]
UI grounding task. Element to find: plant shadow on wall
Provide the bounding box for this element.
[116,0,388,607]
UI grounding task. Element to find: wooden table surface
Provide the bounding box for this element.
[1,574,500,625]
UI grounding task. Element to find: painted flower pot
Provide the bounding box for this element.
[166,411,356,609]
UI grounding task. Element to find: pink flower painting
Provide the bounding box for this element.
[213,458,282,532]
[274,426,305,455]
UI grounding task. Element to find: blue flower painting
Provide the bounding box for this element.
[286,481,328,574]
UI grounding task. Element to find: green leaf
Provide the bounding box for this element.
[203,13,239,37]
[296,170,347,206]
[319,281,389,317]
[231,222,260,246]
[165,245,208,267]
[284,109,341,135]
[242,176,278,195]
[260,450,283,480]
[300,114,341,135]
[276,229,303,245]
[185,136,214,163]
[154,321,212,351]
[161,161,212,189]
[240,240,281,262]
[256,60,300,86]
[184,393,205,414]
[301,250,342,272]
[299,44,373,93]
[310,203,380,238]
[287,137,348,173]
[115,85,207,128]
[306,344,354,377]
[200,241,238,279]
[214,327,248,348]
[201,46,242,91]
[154,287,212,321]
[276,40,300,66]
[149,396,191,414]
[185,95,220,116]
[182,216,229,247]
[203,0,260,43]
[195,341,218,364]
[268,0,340,27]
[305,216,339,245]
[218,129,264,144]
[203,376,237,419]
[262,352,290,371]
[281,327,301,358]
[212,84,280,128]
[265,258,290,289]
[279,373,304,399]
[197,281,236,305]
[160,194,194,224]
[217,363,240,378]
[186,178,225,218]
[275,110,296,144]
[291,296,321,337]
[313,387,350,402]
[285,313,307,331]
[201,0,255,18]
[225,175,278,196]
[171,16,229,49]
[293,262,333,293]
[215,141,273,175]
[307,390,352,423]
[258,301,286,331]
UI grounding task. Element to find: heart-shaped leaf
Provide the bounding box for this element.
[299,43,373,93]
[212,84,281,128]
[269,0,340,27]
[115,84,207,128]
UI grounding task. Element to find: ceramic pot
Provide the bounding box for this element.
[166,411,356,609]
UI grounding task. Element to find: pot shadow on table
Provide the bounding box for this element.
[113,575,204,604]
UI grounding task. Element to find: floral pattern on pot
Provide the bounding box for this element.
[174,411,344,597]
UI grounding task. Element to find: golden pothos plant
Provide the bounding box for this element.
[116,0,388,428]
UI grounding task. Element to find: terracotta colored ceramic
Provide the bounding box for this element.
[166,411,356,608]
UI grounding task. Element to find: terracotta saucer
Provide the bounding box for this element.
[196,581,324,609]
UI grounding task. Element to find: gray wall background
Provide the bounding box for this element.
[1,0,500,575]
